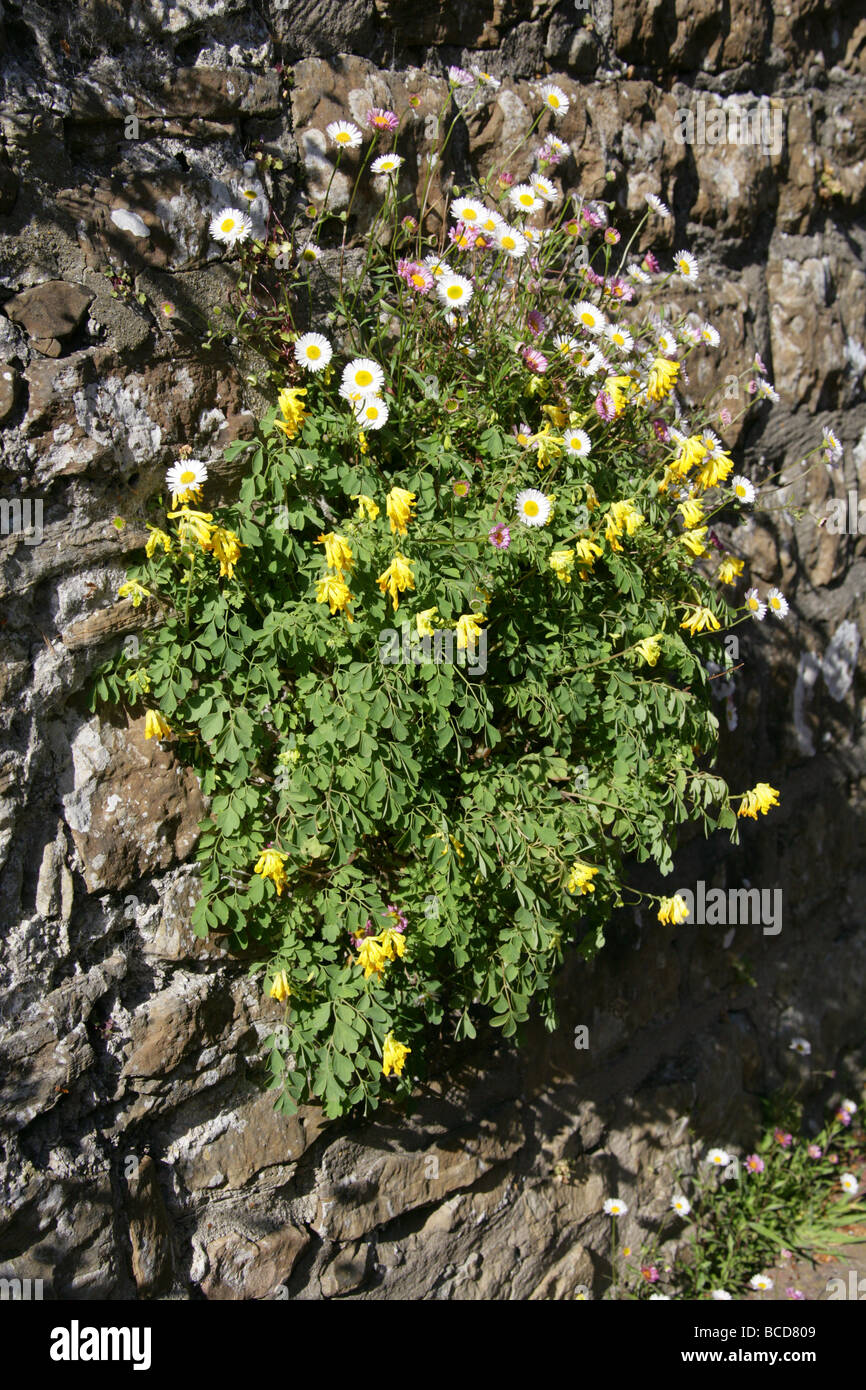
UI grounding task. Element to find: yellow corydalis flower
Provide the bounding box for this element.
[416,607,438,638]
[694,449,735,489]
[647,356,680,402]
[737,783,780,820]
[717,555,744,585]
[144,709,172,740]
[671,435,707,476]
[566,861,599,895]
[541,403,569,428]
[118,579,151,608]
[253,847,288,896]
[269,969,291,1002]
[352,493,380,520]
[357,936,389,980]
[275,386,309,439]
[604,499,644,551]
[658,894,690,925]
[168,507,215,549]
[377,551,415,611]
[604,375,634,416]
[681,526,709,557]
[379,928,407,963]
[455,612,485,649]
[316,570,354,619]
[145,527,172,557]
[317,531,354,573]
[574,536,603,569]
[382,1032,411,1078]
[680,605,721,636]
[532,423,563,468]
[678,496,705,529]
[634,634,662,666]
[549,547,575,583]
[386,487,417,536]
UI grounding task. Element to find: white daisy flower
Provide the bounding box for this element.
[545,135,570,157]
[789,1036,811,1055]
[671,1195,691,1216]
[293,331,333,373]
[711,1290,732,1301]
[700,429,722,456]
[437,272,474,309]
[578,349,611,377]
[530,173,558,203]
[166,458,207,501]
[522,226,542,245]
[495,225,527,258]
[209,207,253,246]
[645,192,671,218]
[745,588,766,621]
[325,120,363,150]
[451,196,486,224]
[602,1197,628,1216]
[563,428,592,457]
[353,395,389,429]
[423,253,449,279]
[515,489,552,527]
[509,183,544,214]
[654,333,677,357]
[756,377,780,402]
[478,208,505,235]
[732,476,756,504]
[822,426,843,462]
[471,65,501,88]
[841,1172,859,1195]
[700,322,721,347]
[541,83,569,118]
[298,243,322,263]
[371,153,403,175]
[749,1274,773,1290]
[341,357,385,397]
[627,264,652,284]
[606,324,634,352]
[706,1147,732,1167]
[674,250,699,280]
[553,333,579,355]
[841,1099,858,1115]
[767,587,789,619]
[572,300,607,334]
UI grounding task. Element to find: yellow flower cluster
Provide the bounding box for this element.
[253,847,289,896]
[356,927,407,980]
[382,1032,411,1078]
[737,783,780,819]
[646,357,679,402]
[604,499,644,552]
[658,894,690,925]
[166,508,243,580]
[274,386,309,439]
[377,552,415,611]
[679,605,721,636]
[566,860,599,895]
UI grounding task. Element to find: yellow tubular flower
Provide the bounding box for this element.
[386,487,417,536]
[605,499,644,551]
[682,526,709,557]
[145,527,172,557]
[352,493,380,520]
[416,607,438,638]
[647,357,680,402]
[144,709,172,740]
[532,423,563,467]
[694,450,734,489]
[379,928,407,962]
[658,894,690,925]
[604,375,634,416]
[717,555,744,585]
[455,612,485,649]
[680,605,721,636]
[269,969,291,1002]
[377,552,415,611]
[672,435,707,476]
[634,635,662,666]
[317,532,354,573]
[542,404,569,428]
[382,1032,411,1078]
[566,861,599,895]
[168,507,215,549]
[678,496,705,529]
[737,783,780,820]
[253,847,289,895]
[207,526,243,579]
[316,570,354,619]
[118,579,151,608]
[549,547,575,583]
[275,386,309,439]
[575,537,603,567]
[357,936,388,980]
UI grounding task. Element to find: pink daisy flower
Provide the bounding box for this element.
[489,522,511,549]
[523,346,548,373]
[397,258,433,294]
[745,1154,765,1173]
[366,107,398,132]
[595,390,615,421]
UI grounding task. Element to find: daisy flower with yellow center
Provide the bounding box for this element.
[436,272,474,309]
[563,428,592,458]
[744,587,766,620]
[209,207,253,246]
[371,152,403,175]
[540,83,569,117]
[606,324,634,352]
[166,458,207,507]
[342,357,385,397]
[325,119,362,149]
[354,395,389,429]
[451,196,485,224]
[515,489,552,526]
[674,249,699,280]
[495,225,527,258]
[572,300,607,334]
[293,332,332,373]
[509,183,543,214]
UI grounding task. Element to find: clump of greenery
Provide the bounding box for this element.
[95,78,812,1118]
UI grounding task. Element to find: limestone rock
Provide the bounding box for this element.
[3,280,94,357]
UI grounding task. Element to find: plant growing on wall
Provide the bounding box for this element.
[94,75,830,1119]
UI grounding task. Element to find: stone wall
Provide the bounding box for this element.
[1,0,865,1299]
